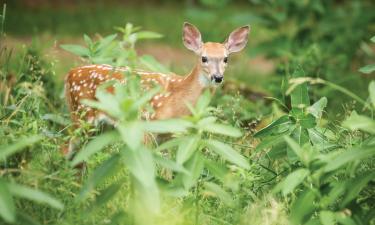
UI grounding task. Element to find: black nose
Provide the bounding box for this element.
[213,75,223,83]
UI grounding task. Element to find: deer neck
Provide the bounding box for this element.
[168,63,212,108]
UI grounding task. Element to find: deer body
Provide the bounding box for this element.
[65,63,208,123]
[64,22,250,156]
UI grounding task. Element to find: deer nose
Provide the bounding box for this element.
[213,74,223,83]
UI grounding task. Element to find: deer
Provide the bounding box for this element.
[63,22,250,157]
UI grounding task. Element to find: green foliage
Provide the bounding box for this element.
[255,71,375,225]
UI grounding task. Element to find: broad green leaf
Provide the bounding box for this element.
[319,211,336,225]
[181,152,204,190]
[60,44,90,57]
[143,119,192,133]
[290,190,316,225]
[176,135,200,164]
[359,64,375,74]
[139,55,170,74]
[197,116,217,127]
[0,179,15,223]
[203,182,234,206]
[195,90,211,115]
[204,159,229,182]
[136,31,163,40]
[290,67,310,109]
[201,123,242,137]
[371,36,375,43]
[153,154,190,175]
[0,135,42,160]
[369,81,375,108]
[274,168,309,196]
[308,97,327,119]
[72,131,119,166]
[284,136,306,164]
[299,113,316,129]
[86,182,122,213]
[96,34,117,52]
[254,115,293,138]
[124,147,160,213]
[205,139,249,169]
[123,147,156,191]
[83,34,93,46]
[78,154,121,201]
[7,183,63,210]
[324,145,375,172]
[118,122,143,150]
[342,111,375,134]
[154,137,183,152]
[341,172,375,207]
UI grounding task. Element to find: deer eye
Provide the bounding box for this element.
[201,56,208,63]
[223,57,228,63]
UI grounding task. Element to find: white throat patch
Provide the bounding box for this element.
[198,73,212,87]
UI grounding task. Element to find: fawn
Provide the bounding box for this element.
[63,22,250,156]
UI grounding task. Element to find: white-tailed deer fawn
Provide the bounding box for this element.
[63,22,250,156]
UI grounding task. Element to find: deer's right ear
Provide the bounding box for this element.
[183,22,203,54]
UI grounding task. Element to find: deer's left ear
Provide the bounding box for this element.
[224,25,250,54]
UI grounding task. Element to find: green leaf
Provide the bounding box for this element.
[118,122,143,151]
[284,136,306,164]
[359,64,375,74]
[7,183,64,210]
[254,115,293,138]
[123,147,160,213]
[195,90,211,115]
[154,137,183,152]
[369,81,375,108]
[371,36,375,43]
[181,152,204,190]
[204,159,229,182]
[205,139,249,169]
[290,190,316,225]
[139,55,170,74]
[97,34,117,52]
[143,119,192,133]
[319,211,336,225]
[307,97,327,119]
[153,154,190,175]
[0,135,42,160]
[290,67,310,109]
[176,135,200,164]
[72,131,119,166]
[0,179,15,223]
[136,31,163,40]
[201,123,242,137]
[203,182,234,206]
[60,44,90,57]
[83,34,93,46]
[86,182,122,214]
[274,168,309,196]
[341,172,375,207]
[78,154,121,201]
[324,145,375,172]
[342,111,375,134]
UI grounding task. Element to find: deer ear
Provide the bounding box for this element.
[183,22,203,54]
[224,25,250,54]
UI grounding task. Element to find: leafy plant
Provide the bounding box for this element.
[0,136,64,224]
